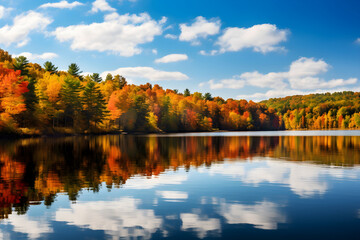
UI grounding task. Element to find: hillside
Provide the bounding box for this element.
[262,92,360,129]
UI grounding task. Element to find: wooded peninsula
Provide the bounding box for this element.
[0,49,359,136]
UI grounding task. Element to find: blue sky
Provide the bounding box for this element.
[0,0,359,101]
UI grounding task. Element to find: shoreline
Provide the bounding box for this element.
[1,128,360,140]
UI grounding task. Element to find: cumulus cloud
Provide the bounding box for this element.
[14,52,58,60]
[155,54,188,63]
[101,66,189,82]
[237,87,360,102]
[216,24,288,53]
[165,34,177,40]
[0,11,52,47]
[0,6,4,19]
[0,5,12,19]
[199,57,357,100]
[53,12,166,56]
[179,16,221,45]
[199,79,245,90]
[90,0,116,13]
[287,57,357,89]
[39,1,84,9]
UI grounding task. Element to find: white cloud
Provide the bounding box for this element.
[55,197,163,240]
[53,12,166,56]
[179,16,221,45]
[3,215,53,239]
[199,79,245,90]
[181,213,221,238]
[356,38,360,44]
[218,200,286,230]
[199,57,357,99]
[14,52,58,60]
[152,49,158,54]
[237,87,360,101]
[101,66,189,82]
[287,57,356,89]
[0,5,12,19]
[39,1,84,9]
[0,6,4,19]
[0,11,52,47]
[199,50,218,56]
[165,34,177,40]
[155,54,188,63]
[217,24,288,53]
[156,191,188,201]
[90,0,115,13]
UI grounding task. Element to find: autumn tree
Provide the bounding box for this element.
[0,64,28,130]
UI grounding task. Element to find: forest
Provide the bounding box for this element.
[0,48,359,135]
[262,92,360,129]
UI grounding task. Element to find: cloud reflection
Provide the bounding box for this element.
[180,212,221,238]
[55,197,163,240]
[2,215,53,239]
[203,158,356,198]
[124,174,188,189]
[218,200,286,230]
[156,191,188,202]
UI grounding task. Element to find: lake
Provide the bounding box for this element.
[0,131,360,239]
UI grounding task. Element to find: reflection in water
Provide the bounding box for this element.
[0,134,359,239]
[218,200,286,230]
[156,191,188,202]
[55,197,163,240]
[204,160,334,198]
[2,215,52,239]
[181,212,221,238]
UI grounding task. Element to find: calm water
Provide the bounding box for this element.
[0,131,360,239]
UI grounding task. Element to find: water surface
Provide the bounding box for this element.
[0,131,359,239]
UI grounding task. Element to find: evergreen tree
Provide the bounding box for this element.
[61,77,82,127]
[44,61,58,74]
[204,92,213,101]
[82,81,108,128]
[113,75,127,89]
[184,88,190,97]
[90,73,102,83]
[68,63,82,78]
[13,56,29,76]
[105,73,113,81]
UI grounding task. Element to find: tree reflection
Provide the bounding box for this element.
[0,135,359,219]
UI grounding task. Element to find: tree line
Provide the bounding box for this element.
[0,48,359,134]
[262,92,360,129]
[0,49,280,134]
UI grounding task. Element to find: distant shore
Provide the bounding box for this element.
[2,128,360,140]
